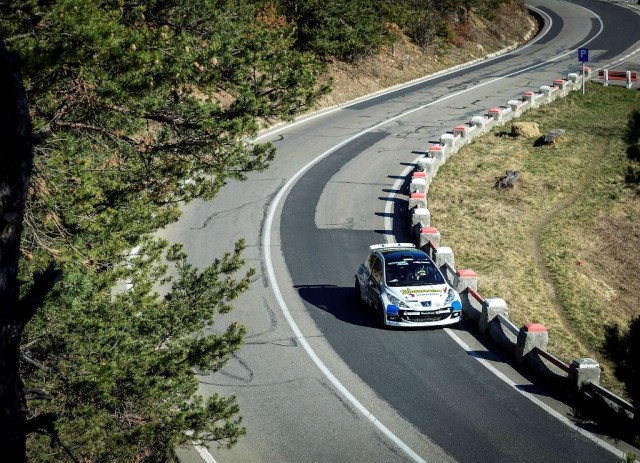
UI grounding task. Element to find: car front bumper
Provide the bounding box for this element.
[384,305,462,327]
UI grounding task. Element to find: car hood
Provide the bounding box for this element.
[388,284,451,308]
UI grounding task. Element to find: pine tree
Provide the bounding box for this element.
[0,1,329,460]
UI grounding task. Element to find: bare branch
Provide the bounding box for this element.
[24,388,53,401]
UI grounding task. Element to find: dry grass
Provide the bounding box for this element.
[428,83,640,395]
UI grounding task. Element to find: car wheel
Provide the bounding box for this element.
[354,280,365,307]
[377,303,387,328]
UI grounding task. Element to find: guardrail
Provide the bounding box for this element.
[497,313,519,337]
[534,346,569,373]
[409,65,636,422]
[592,68,638,89]
[586,382,635,418]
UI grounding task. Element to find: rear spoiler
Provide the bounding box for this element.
[369,243,416,251]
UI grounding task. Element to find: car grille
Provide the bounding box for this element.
[400,310,450,323]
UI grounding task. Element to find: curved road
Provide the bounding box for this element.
[170,1,640,462]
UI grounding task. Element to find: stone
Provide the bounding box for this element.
[511,121,540,138]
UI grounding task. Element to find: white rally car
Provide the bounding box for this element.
[355,243,462,328]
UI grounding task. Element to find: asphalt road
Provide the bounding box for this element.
[170,1,640,462]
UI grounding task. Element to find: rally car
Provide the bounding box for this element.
[354,243,462,328]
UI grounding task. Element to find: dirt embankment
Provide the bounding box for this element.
[316,2,537,110]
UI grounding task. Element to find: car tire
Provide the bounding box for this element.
[353,278,364,305]
[354,280,365,308]
[377,303,387,328]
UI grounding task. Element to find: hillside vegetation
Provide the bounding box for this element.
[0,1,530,461]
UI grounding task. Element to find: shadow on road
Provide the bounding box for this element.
[295,284,377,328]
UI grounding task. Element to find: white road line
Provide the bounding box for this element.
[606,46,640,70]
[195,445,219,463]
[443,328,627,460]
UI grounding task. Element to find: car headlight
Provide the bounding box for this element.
[444,288,461,310]
[387,293,409,308]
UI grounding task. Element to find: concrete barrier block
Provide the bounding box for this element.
[411,207,430,228]
[411,170,430,186]
[516,323,549,363]
[416,157,436,176]
[567,72,579,83]
[441,133,455,147]
[553,79,569,96]
[480,298,508,334]
[523,91,537,108]
[427,145,444,171]
[453,124,468,138]
[488,107,502,121]
[410,177,427,194]
[540,85,556,103]
[428,144,443,158]
[419,226,440,249]
[435,246,454,270]
[471,115,486,129]
[454,269,477,294]
[409,192,427,210]
[569,358,601,392]
[507,99,520,113]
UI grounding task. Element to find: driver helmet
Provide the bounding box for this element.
[415,264,429,279]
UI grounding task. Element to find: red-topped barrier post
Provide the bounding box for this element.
[516,323,549,363]
[419,226,440,249]
[454,269,477,294]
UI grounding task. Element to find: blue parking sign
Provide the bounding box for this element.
[578,48,589,62]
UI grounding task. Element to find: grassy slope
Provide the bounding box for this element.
[428,83,640,394]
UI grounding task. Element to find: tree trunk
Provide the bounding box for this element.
[0,37,33,463]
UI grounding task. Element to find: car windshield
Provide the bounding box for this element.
[385,256,445,287]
